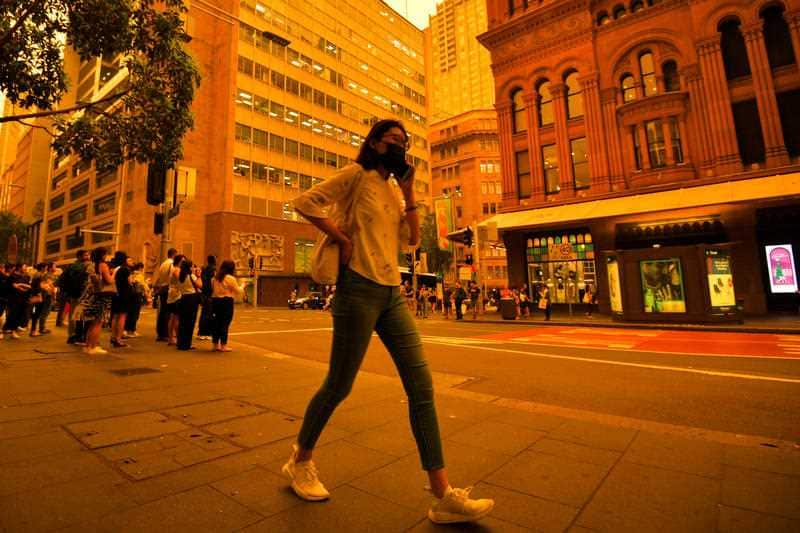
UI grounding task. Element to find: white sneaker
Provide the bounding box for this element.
[9,332,20,339]
[84,346,108,355]
[281,444,330,501]
[428,486,494,524]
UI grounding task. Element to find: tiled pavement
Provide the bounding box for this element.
[0,327,798,532]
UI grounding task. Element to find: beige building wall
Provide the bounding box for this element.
[428,0,494,121]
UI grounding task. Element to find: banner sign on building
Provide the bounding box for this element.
[705,249,735,308]
[765,244,797,293]
[434,197,454,251]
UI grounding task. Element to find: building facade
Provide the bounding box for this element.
[429,110,506,287]
[427,0,495,121]
[480,0,800,319]
[33,0,429,306]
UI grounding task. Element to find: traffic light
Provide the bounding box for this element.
[465,253,473,265]
[153,213,164,235]
[464,226,473,248]
[146,162,168,205]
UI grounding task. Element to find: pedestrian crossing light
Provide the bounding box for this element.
[464,227,473,248]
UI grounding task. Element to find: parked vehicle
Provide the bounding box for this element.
[288,292,324,310]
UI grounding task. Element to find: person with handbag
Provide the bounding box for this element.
[284,119,494,524]
[74,247,115,355]
[176,259,202,351]
[210,259,244,352]
[109,251,133,348]
[124,262,150,337]
[166,254,185,345]
[538,284,552,321]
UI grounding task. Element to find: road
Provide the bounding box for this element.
[227,308,800,444]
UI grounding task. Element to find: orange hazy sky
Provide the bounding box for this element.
[383,0,439,29]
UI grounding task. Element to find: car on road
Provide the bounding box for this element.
[288,292,325,310]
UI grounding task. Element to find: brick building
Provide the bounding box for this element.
[479,0,800,320]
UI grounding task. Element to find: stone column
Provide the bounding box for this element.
[579,73,610,188]
[638,124,652,170]
[550,83,573,194]
[523,91,544,197]
[677,115,690,166]
[682,64,713,170]
[495,101,519,206]
[742,23,790,166]
[696,37,742,174]
[625,126,640,172]
[787,10,800,68]
[600,87,625,189]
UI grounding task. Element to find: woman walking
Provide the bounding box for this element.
[210,260,244,352]
[175,259,202,350]
[76,247,115,354]
[284,119,494,524]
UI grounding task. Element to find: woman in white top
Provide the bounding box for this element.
[210,259,244,352]
[166,254,185,345]
[283,120,494,524]
[175,259,202,350]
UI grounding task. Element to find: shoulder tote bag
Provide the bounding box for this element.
[311,169,366,285]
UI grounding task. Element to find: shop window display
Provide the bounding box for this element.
[527,232,596,304]
[640,258,686,313]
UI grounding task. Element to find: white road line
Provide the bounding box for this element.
[229,328,333,336]
[421,340,800,384]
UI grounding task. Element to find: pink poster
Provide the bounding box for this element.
[765,245,797,294]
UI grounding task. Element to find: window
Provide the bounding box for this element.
[91,222,113,244]
[93,193,116,215]
[254,62,268,81]
[762,6,795,69]
[47,216,63,232]
[597,11,611,25]
[68,205,87,225]
[69,180,89,201]
[46,239,60,255]
[639,52,657,96]
[285,139,299,157]
[269,167,281,184]
[732,99,766,165]
[662,61,680,92]
[284,171,299,188]
[542,144,560,193]
[235,123,251,143]
[66,232,84,250]
[565,71,584,118]
[669,118,683,163]
[481,182,488,194]
[233,158,250,177]
[52,171,67,190]
[96,169,116,188]
[300,143,313,161]
[645,119,667,168]
[253,128,268,148]
[720,19,751,80]
[269,133,284,153]
[515,150,531,198]
[511,89,527,133]
[777,90,800,157]
[631,1,645,12]
[299,174,313,190]
[537,81,554,126]
[613,5,626,19]
[632,125,642,170]
[237,55,253,75]
[571,137,590,188]
[622,74,637,102]
[252,162,268,181]
[456,206,463,218]
[313,147,325,164]
[270,70,285,90]
[295,239,315,273]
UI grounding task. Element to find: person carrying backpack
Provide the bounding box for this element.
[59,249,91,344]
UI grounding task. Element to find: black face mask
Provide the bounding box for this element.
[381,143,409,177]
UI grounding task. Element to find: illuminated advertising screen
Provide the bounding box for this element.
[640,258,686,313]
[765,244,797,294]
[705,250,735,308]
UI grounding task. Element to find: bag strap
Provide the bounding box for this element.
[341,169,366,233]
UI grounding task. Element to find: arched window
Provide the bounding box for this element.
[511,89,527,133]
[537,80,554,126]
[631,1,645,13]
[639,52,657,96]
[719,18,751,80]
[564,71,584,118]
[597,11,611,25]
[662,60,680,92]
[613,5,627,19]
[621,74,637,102]
[761,5,796,69]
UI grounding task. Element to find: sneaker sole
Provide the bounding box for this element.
[427,502,494,524]
[281,463,329,502]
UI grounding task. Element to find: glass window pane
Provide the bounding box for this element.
[538,82,554,126]
[645,119,667,167]
[571,137,590,188]
[542,144,560,193]
[515,150,531,199]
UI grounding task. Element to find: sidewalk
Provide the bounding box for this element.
[1,324,799,532]
[470,308,800,334]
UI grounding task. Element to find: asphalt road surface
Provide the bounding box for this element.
[225,307,800,444]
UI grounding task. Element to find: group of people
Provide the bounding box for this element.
[402,280,482,320]
[0,247,245,355]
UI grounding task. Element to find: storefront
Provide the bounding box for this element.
[525,229,597,305]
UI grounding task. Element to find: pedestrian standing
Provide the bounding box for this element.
[210,259,244,352]
[0,264,8,339]
[27,264,48,337]
[519,286,530,318]
[60,250,90,345]
[453,281,466,320]
[442,284,452,319]
[285,119,493,524]
[469,281,481,319]
[153,247,177,342]
[34,263,56,334]
[124,262,149,337]
[75,247,115,354]
[176,260,202,351]
[3,264,31,338]
[196,255,216,340]
[109,252,132,348]
[539,284,552,321]
[166,254,185,346]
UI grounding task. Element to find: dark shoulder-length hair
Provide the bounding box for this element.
[355,119,408,170]
[179,259,193,282]
[216,259,235,282]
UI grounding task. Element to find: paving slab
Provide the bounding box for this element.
[474,481,579,532]
[528,438,621,470]
[239,484,421,533]
[721,464,800,519]
[212,467,302,517]
[65,411,190,449]
[328,397,411,433]
[575,461,719,532]
[485,450,611,507]
[723,443,800,476]
[0,429,83,465]
[622,431,724,479]
[447,419,546,456]
[161,398,264,426]
[204,411,301,448]
[344,420,419,458]
[717,504,800,532]
[0,450,121,497]
[407,514,528,532]
[547,418,638,452]
[487,407,568,433]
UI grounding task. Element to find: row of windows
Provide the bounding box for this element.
[482,202,499,215]
[232,157,323,189]
[720,5,796,80]
[631,117,684,170]
[438,165,460,181]
[49,191,116,216]
[231,193,301,221]
[596,0,662,26]
[480,160,501,174]
[238,28,426,127]
[516,137,590,198]
[53,166,118,194]
[486,266,509,280]
[46,221,114,256]
[239,1,425,86]
[511,71,584,134]
[481,181,502,195]
[621,54,680,102]
[236,56,427,150]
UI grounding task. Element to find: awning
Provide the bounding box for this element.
[479,172,800,232]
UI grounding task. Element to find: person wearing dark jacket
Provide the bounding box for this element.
[196,255,216,340]
[176,259,202,350]
[453,281,466,320]
[109,252,132,348]
[3,264,31,338]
